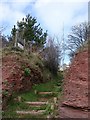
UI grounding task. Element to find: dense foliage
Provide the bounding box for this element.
[11,14,47,49]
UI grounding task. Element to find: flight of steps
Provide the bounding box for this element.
[16,91,59,118]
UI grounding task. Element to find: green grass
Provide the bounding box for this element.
[3,78,63,118]
[20,91,38,102]
[33,79,62,92]
[19,114,47,119]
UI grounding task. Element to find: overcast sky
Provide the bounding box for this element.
[0,0,89,64]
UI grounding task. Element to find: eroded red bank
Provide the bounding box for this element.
[59,48,89,118]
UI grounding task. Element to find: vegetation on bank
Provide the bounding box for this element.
[3,70,63,118]
[2,46,63,112]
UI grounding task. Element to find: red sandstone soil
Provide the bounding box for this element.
[2,54,25,91]
[2,53,43,91]
[59,48,89,118]
[2,52,43,109]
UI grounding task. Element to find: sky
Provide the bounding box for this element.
[0,0,89,64]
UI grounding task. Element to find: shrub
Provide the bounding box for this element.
[11,46,24,52]
[24,68,31,76]
[2,90,9,97]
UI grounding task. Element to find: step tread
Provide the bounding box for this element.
[25,101,48,105]
[38,92,58,95]
[16,110,46,115]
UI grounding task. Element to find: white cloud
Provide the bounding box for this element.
[0,2,25,24]
[0,0,88,36]
[0,0,33,34]
[0,0,33,21]
[9,0,33,11]
[35,0,52,8]
[2,0,33,3]
[34,1,88,36]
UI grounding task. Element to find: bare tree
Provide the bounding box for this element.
[66,22,89,60]
[0,27,8,48]
[43,37,61,75]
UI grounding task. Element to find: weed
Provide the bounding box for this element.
[24,68,31,76]
[2,90,9,96]
[44,103,53,115]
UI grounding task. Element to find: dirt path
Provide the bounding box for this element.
[59,105,88,118]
